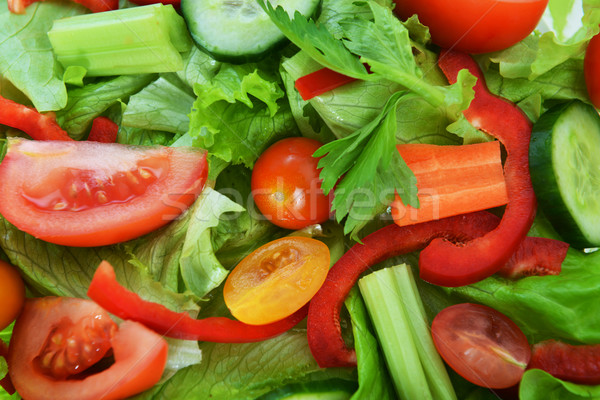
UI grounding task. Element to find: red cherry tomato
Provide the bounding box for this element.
[251,137,331,230]
[431,303,531,389]
[585,30,600,108]
[393,0,548,54]
[0,138,208,247]
[0,261,25,331]
[7,297,168,400]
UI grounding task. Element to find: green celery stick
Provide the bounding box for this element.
[394,265,457,400]
[48,4,192,76]
[358,266,433,400]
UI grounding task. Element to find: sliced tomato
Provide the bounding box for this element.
[7,297,167,400]
[8,0,117,14]
[0,260,25,331]
[0,138,208,247]
[529,340,600,385]
[224,237,330,325]
[431,303,531,389]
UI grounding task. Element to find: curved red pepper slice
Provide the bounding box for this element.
[307,211,569,368]
[0,95,72,141]
[295,68,357,101]
[418,50,537,287]
[88,261,307,343]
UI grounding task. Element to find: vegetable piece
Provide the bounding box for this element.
[358,264,456,400]
[48,4,192,76]
[391,141,508,227]
[130,0,179,6]
[88,261,309,342]
[393,0,548,54]
[7,297,167,400]
[0,339,15,395]
[181,0,320,63]
[251,137,331,230]
[307,211,566,368]
[8,0,117,14]
[0,95,71,141]
[224,237,330,325]
[419,50,536,287]
[530,100,600,248]
[431,303,531,389]
[0,261,25,332]
[0,138,208,247]
[256,379,357,400]
[497,237,569,279]
[529,340,600,385]
[87,116,118,143]
[295,68,357,101]
[585,30,600,108]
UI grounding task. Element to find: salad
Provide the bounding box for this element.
[1,0,600,398]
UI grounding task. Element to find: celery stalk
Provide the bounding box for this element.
[358,264,457,400]
[358,266,433,400]
[394,265,457,400]
[48,4,192,77]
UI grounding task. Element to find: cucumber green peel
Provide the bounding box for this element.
[530,100,600,248]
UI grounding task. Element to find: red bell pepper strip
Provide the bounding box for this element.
[295,68,357,101]
[0,95,72,141]
[0,340,15,395]
[529,340,600,385]
[88,116,119,143]
[88,261,308,343]
[497,237,569,279]
[8,0,117,14]
[307,211,569,368]
[418,50,537,287]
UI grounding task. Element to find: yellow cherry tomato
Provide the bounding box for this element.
[224,237,330,325]
[0,260,25,330]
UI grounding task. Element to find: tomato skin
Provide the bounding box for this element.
[529,340,600,385]
[394,0,548,54]
[0,139,208,247]
[224,237,330,325]
[251,138,331,230]
[585,31,600,109]
[8,297,168,400]
[431,303,531,389]
[0,261,25,331]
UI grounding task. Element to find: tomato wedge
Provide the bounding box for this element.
[431,303,531,389]
[0,139,208,247]
[7,297,168,400]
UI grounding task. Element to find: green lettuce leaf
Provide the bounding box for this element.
[520,369,600,400]
[122,74,195,134]
[0,1,85,111]
[55,74,156,139]
[446,249,600,344]
[176,45,221,88]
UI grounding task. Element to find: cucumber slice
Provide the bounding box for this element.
[256,379,357,400]
[181,0,320,63]
[529,100,600,248]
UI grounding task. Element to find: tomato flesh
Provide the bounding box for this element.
[251,137,331,230]
[394,0,548,54]
[8,297,168,400]
[431,303,531,389]
[0,261,25,331]
[0,139,208,247]
[224,237,330,325]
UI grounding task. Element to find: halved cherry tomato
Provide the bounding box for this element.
[0,138,208,247]
[529,340,600,385]
[251,138,331,230]
[0,261,25,331]
[431,303,531,389]
[8,0,117,14]
[224,237,330,325]
[394,0,548,54]
[585,30,600,108]
[7,297,168,400]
